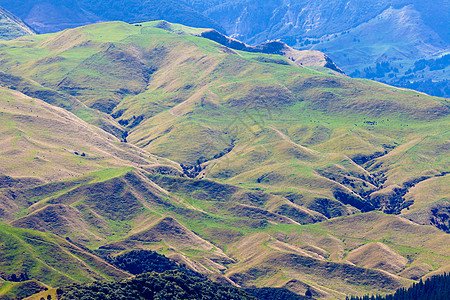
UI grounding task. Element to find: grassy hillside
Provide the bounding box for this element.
[0,6,34,40]
[0,21,448,299]
[0,280,48,300]
[0,20,442,222]
[0,222,128,298]
[0,84,178,183]
[7,171,449,299]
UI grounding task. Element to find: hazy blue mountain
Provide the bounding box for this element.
[0,0,224,33]
[0,0,97,33]
[1,0,447,96]
[186,0,448,44]
[187,0,450,97]
[0,6,34,40]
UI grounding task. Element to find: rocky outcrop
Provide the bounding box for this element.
[200,29,345,73]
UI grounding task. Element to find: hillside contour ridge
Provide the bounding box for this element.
[0,20,448,300]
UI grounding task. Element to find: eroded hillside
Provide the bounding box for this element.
[0,21,448,299]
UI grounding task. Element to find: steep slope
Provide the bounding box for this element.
[0,21,448,226]
[0,84,176,182]
[400,174,450,232]
[0,280,48,300]
[0,21,448,299]
[187,0,450,97]
[0,71,128,139]
[0,222,128,293]
[0,6,34,40]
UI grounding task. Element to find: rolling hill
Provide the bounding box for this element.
[0,1,448,96]
[0,0,224,34]
[0,6,34,40]
[186,0,450,97]
[0,21,448,299]
[0,222,128,299]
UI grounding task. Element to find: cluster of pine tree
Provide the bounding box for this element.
[346,273,450,300]
[58,270,255,300]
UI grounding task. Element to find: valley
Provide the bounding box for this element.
[0,20,448,299]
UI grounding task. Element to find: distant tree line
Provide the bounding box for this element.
[413,55,450,72]
[398,79,450,98]
[245,287,312,300]
[346,273,450,300]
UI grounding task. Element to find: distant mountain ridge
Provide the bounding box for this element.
[0,0,224,34]
[187,0,449,44]
[0,0,447,96]
[0,6,34,40]
[186,0,450,97]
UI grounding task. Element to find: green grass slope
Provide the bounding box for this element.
[0,84,177,183]
[0,21,448,299]
[0,6,34,40]
[9,170,177,248]
[0,280,48,300]
[0,71,128,139]
[4,167,449,298]
[400,174,450,232]
[0,222,128,289]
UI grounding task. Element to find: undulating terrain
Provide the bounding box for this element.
[0,21,448,299]
[0,6,34,40]
[186,0,450,97]
[0,0,448,97]
[0,0,224,34]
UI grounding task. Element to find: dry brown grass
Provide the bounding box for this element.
[346,242,408,273]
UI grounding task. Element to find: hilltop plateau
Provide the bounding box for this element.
[0,0,448,97]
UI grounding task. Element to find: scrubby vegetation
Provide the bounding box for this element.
[347,273,450,300]
[245,287,311,300]
[107,250,203,278]
[58,270,255,300]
